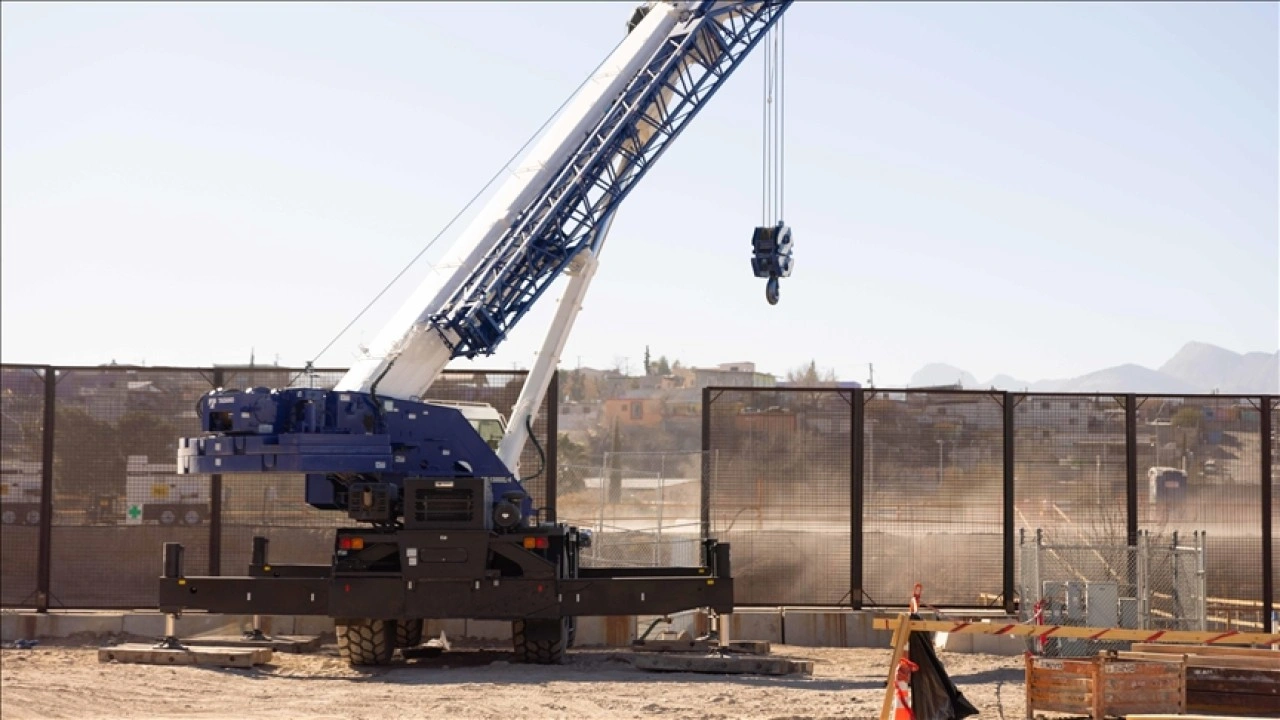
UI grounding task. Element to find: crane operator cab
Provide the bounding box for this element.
[426,399,508,451]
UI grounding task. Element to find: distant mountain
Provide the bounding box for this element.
[1045,364,1200,394]
[983,374,1032,391]
[1158,342,1279,394]
[912,342,1278,394]
[910,363,978,388]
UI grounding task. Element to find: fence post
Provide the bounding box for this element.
[1003,392,1016,614]
[546,371,559,523]
[1125,394,1138,547]
[35,366,56,612]
[700,387,712,541]
[208,368,224,576]
[1262,396,1273,634]
[850,388,864,610]
[1138,530,1149,628]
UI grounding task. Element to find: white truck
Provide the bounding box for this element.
[0,460,42,526]
[126,455,211,526]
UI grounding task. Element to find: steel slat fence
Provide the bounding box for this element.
[0,363,1273,634]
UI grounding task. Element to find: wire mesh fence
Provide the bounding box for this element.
[862,390,1003,608]
[0,364,1274,629]
[1,366,46,606]
[557,451,705,569]
[1018,529,1207,656]
[706,388,852,606]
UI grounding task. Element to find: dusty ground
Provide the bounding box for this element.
[1,639,1026,720]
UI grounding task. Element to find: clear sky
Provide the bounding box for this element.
[3,1,1276,387]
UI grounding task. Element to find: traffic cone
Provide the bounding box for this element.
[890,656,919,720]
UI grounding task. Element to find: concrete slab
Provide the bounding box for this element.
[575,616,636,647]
[631,652,812,676]
[728,609,784,644]
[782,610,892,648]
[98,643,272,668]
[293,616,334,637]
[2,611,124,642]
[121,612,243,639]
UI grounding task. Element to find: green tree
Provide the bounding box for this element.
[1171,406,1202,428]
[116,410,178,463]
[644,346,653,376]
[786,359,837,386]
[607,419,623,504]
[54,407,125,497]
[655,355,671,375]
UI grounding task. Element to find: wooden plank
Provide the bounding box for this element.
[874,617,1280,646]
[1028,693,1092,710]
[1116,650,1280,670]
[98,643,272,668]
[632,639,770,655]
[630,653,812,676]
[1187,667,1280,695]
[1024,649,1033,720]
[1129,715,1273,720]
[1104,699,1183,712]
[1030,658,1098,675]
[1031,675,1093,691]
[879,613,911,720]
[181,634,321,654]
[1132,642,1279,659]
[1101,677,1182,693]
[1188,689,1280,715]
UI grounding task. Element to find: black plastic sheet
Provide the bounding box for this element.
[908,623,979,720]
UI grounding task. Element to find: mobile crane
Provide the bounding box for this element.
[158,0,795,666]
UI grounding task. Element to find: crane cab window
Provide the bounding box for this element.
[470,419,505,450]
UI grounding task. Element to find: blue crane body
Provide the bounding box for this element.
[160,0,795,666]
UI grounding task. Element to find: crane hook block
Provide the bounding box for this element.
[750,222,794,305]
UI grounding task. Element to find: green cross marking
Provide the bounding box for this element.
[128,505,142,519]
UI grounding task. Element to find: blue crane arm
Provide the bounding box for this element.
[430,1,793,359]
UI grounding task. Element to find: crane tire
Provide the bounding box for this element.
[512,618,567,665]
[395,618,424,649]
[336,618,395,666]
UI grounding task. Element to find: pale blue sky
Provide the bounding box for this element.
[2,1,1276,386]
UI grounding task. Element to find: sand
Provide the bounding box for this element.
[0,641,1026,720]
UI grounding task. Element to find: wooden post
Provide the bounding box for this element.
[1024,653,1034,720]
[1091,656,1103,720]
[879,612,912,720]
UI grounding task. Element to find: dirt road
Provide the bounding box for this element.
[1,642,1026,720]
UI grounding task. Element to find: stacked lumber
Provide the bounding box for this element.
[1124,643,1279,717]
